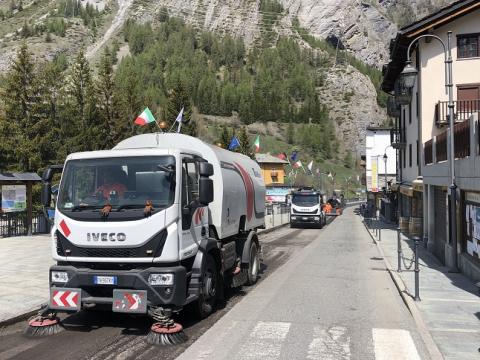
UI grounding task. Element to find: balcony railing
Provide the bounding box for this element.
[424,118,473,165]
[435,99,480,126]
[454,119,470,158]
[424,139,433,165]
[436,131,448,162]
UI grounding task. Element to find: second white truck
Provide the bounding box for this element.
[290,188,326,228]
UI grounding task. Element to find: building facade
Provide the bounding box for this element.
[365,128,397,220]
[255,153,289,186]
[382,0,480,280]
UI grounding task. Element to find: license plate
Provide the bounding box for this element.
[302,217,308,220]
[93,276,117,285]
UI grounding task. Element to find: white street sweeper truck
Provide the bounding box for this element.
[30,133,265,343]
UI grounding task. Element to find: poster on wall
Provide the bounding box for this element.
[370,156,378,192]
[464,194,480,259]
[1,185,27,212]
[265,187,291,203]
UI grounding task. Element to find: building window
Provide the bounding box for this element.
[416,92,419,117]
[416,140,419,166]
[403,148,406,168]
[409,102,412,124]
[457,34,479,59]
[409,143,412,167]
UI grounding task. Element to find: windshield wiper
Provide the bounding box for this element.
[115,204,150,212]
[70,204,103,212]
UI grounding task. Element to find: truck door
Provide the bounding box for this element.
[180,157,207,256]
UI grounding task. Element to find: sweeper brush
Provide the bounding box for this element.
[146,308,187,346]
[24,312,62,337]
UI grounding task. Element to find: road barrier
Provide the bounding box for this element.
[264,204,290,229]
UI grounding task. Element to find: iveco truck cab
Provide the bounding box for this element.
[41,133,266,323]
[290,188,326,228]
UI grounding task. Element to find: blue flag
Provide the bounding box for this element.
[290,151,298,162]
[228,136,240,150]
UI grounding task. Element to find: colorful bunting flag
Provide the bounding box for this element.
[134,107,155,126]
[228,136,240,150]
[254,135,260,152]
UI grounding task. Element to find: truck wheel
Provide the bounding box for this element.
[243,241,259,285]
[195,253,219,319]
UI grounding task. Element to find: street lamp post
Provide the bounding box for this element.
[400,31,458,271]
[383,153,388,193]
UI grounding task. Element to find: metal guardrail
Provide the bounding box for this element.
[0,211,48,237]
[265,204,290,229]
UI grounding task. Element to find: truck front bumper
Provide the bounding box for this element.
[290,215,322,224]
[49,265,188,312]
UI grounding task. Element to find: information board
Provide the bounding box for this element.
[1,185,26,212]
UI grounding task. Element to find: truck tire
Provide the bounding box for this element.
[243,241,259,285]
[195,253,219,319]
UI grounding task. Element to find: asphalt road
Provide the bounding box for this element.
[177,207,431,360]
[0,222,330,360]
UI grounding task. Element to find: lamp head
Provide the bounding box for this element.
[401,61,418,89]
[383,153,388,160]
[159,121,167,129]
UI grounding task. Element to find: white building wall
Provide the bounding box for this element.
[365,129,397,190]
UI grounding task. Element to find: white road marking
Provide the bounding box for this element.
[307,325,351,360]
[372,328,421,360]
[237,322,291,360]
[0,341,40,359]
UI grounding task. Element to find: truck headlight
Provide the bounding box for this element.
[291,216,297,220]
[51,271,68,283]
[314,217,320,221]
[148,273,174,286]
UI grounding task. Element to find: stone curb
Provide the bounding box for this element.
[258,221,290,235]
[0,306,45,328]
[362,221,444,360]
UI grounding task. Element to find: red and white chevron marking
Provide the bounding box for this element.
[52,290,79,308]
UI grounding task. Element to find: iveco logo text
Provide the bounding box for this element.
[87,233,126,242]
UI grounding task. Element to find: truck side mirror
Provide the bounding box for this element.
[199,162,214,177]
[199,178,213,205]
[42,168,53,182]
[41,182,52,207]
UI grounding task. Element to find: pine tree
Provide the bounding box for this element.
[65,48,97,151]
[165,82,195,136]
[220,125,230,149]
[1,43,39,171]
[238,126,252,157]
[33,61,66,165]
[286,121,294,144]
[96,48,116,148]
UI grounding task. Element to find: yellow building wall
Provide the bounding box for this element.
[260,163,286,185]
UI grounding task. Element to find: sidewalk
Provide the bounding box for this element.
[365,218,480,360]
[0,234,53,324]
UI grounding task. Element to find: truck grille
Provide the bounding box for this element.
[56,230,167,258]
[292,208,318,214]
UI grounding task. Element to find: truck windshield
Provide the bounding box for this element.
[292,194,319,207]
[57,156,176,215]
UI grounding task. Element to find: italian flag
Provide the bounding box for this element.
[134,107,156,126]
[254,135,260,152]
